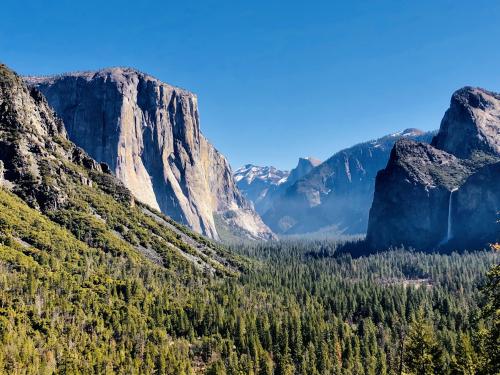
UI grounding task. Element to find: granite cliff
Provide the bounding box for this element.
[0,62,241,274]
[367,87,500,251]
[432,87,500,158]
[26,68,273,241]
[0,63,105,210]
[365,139,476,250]
[453,161,500,249]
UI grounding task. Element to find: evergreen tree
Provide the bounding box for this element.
[478,263,500,374]
[404,315,443,375]
[451,333,476,375]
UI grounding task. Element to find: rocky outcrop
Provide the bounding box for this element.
[260,129,434,236]
[432,87,500,158]
[26,68,273,240]
[366,139,475,250]
[367,87,500,251]
[285,157,321,188]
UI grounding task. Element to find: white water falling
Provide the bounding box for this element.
[446,188,458,242]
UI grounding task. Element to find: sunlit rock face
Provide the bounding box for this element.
[367,87,500,251]
[26,68,274,240]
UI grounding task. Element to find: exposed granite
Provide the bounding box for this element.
[262,129,435,236]
[453,162,500,249]
[432,87,500,158]
[366,139,474,250]
[26,68,274,240]
[0,64,116,211]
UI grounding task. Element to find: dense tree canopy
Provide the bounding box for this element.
[0,188,498,374]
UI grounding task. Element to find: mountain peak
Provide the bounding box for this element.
[298,156,322,167]
[259,129,436,236]
[367,86,500,251]
[387,128,425,138]
[402,128,424,136]
[0,63,113,211]
[0,64,65,139]
[431,86,500,159]
[286,156,321,186]
[234,164,289,185]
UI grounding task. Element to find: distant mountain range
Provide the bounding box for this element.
[236,129,435,237]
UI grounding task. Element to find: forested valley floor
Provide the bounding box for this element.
[0,188,498,374]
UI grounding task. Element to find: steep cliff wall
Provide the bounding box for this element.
[366,139,474,250]
[367,87,500,251]
[26,68,273,240]
[453,162,500,249]
[0,63,120,211]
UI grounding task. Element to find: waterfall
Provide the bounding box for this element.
[446,188,458,242]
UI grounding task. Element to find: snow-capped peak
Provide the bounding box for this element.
[234,164,289,185]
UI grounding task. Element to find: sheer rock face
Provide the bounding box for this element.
[367,87,500,251]
[432,87,500,159]
[285,157,322,188]
[453,162,500,249]
[26,68,273,240]
[366,139,474,250]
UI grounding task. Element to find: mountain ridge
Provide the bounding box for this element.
[237,128,435,236]
[235,156,320,218]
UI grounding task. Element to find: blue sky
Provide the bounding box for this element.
[1,1,499,170]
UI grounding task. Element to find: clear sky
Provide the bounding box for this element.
[1,1,499,170]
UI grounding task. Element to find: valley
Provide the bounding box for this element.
[0,60,498,375]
